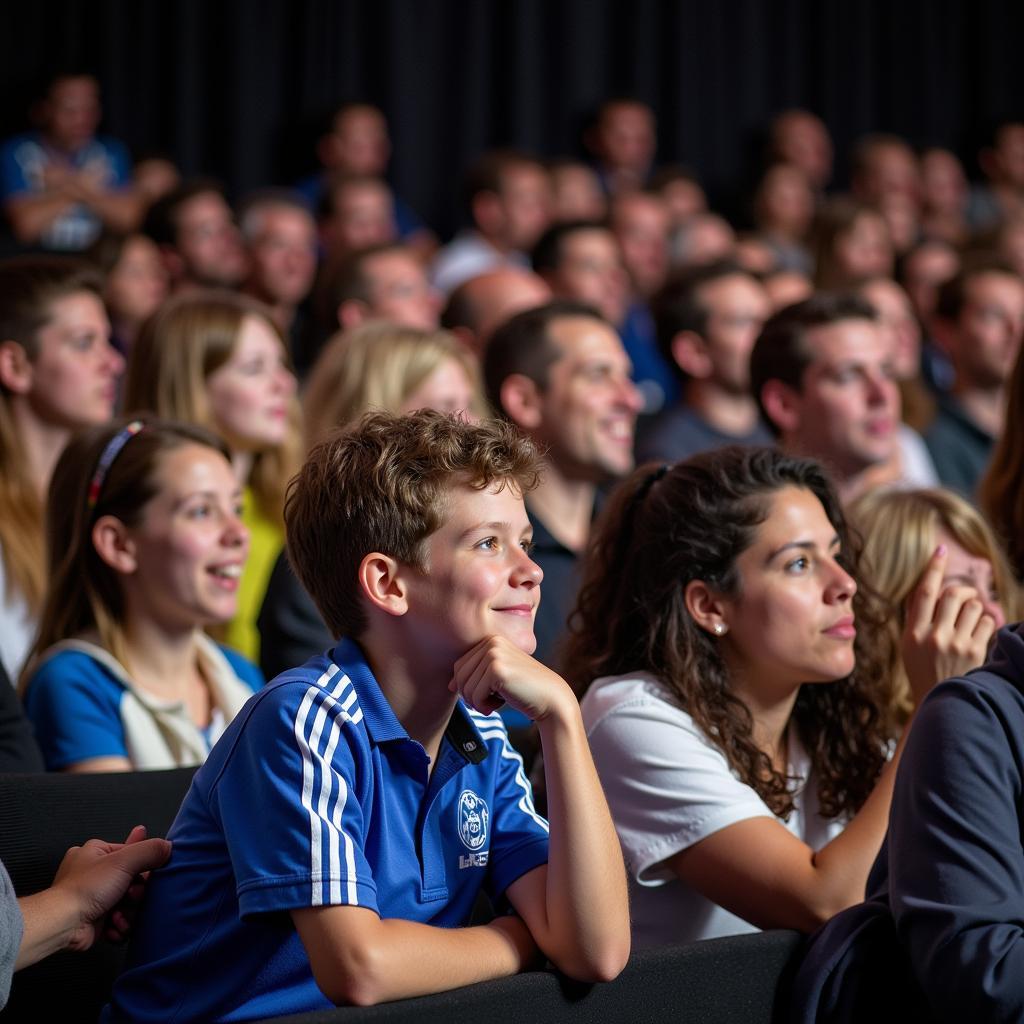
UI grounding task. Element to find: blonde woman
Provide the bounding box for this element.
[124,290,302,662]
[0,256,124,679]
[259,322,487,679]
[850,487,1020,734]
[303,321,486,445]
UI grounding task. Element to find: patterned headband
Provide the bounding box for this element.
[87,420,145,510]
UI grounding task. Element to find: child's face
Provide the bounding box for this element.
[402,481,543,661]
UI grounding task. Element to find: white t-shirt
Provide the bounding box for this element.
[581,671,843,947]
[0,549,35,683]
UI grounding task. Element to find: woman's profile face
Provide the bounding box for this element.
[29,290,124,427]
[205,315,296,453]
[717,486,858,694]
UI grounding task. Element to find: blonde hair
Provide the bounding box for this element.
[980,342,1024,580]
[124,290,302,523]
[303,322,487,445]
[850,487,1022,730]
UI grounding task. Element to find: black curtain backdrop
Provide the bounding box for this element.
[3,0,1024,238]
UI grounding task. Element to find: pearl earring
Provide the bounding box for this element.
[713,623,725,636]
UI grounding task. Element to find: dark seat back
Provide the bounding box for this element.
[0,768,196,1023]
[256,930,803,1024]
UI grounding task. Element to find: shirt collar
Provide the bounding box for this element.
[329,637,489,765]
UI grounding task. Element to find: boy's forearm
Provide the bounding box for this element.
[531,696,631,981]
[296,908,539,1006]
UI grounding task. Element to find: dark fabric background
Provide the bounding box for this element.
[3,0,1023,238]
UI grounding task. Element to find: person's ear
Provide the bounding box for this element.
[499,373,543,430]
[670,330,712,378]
[91,516,138,575]
[357,552,409,617]
[759,379,802,435]
[684,580,729,638]
[0,341,32,395]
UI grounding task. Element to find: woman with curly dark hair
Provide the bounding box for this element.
[566,446,991,947]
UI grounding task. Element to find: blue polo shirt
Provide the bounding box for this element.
[107,639,550,1023]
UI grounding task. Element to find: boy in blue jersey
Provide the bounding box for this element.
[108,410,629,1021]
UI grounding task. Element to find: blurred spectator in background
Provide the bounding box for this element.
[920,147,970,246]
[441,266,551,356]
[926,260,1024,496]
[640,261,771,462]
[87,231,169,354]
[295,101,435,255]
[432,150,551,295]
[239,190,317,344]
[751,162,815,274]
[317,173,396,265]
[547,159,606,223]
[766,109,834,195]
[1,74,141,251]
[585,98,657,197]
[813,198,894,290]
[144,179,248,291]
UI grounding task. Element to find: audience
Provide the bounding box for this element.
[640,261,771,462]
[108,411,629,1019]
[926,259,1024,496]
[766,109,834,194]
[238,189,318,338]
[295,101,434,253]
[21,418,264,772]
[144,179,248,291]
[441,266,552,355]
[0,257,123,680]
[812,198,894,290]
[124,290,301,663]
[86,231,169,354]
[483,302,643,668]
[567,447,934,946]
[532,219,676,407]
[5,69,1024,1017]
[980,340,1024,581]
[260,323,487,679]
[850,487,1018,736]
[432,150,551,294]
[547,159,607,223]
[752,292,912,505]
[751,163,815,275]
[584,98,658,197]
[1,73,140,251]
[317,172,396,265]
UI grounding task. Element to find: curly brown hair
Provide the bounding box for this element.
[286,409,542,640]
[564,445,890,821]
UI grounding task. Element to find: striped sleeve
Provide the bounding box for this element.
[467,709,550,901]
[216,666,380,917]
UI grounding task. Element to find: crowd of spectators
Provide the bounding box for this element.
[3,72,1024,1021]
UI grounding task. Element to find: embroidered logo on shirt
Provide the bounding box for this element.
[457,788,489,851]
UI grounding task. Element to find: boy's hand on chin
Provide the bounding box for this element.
[449,636,572,722]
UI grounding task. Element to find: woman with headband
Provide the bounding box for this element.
[123,290,302,664]
[565,446,991,946]
[0,256,124,681]
[21,417,264,772]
